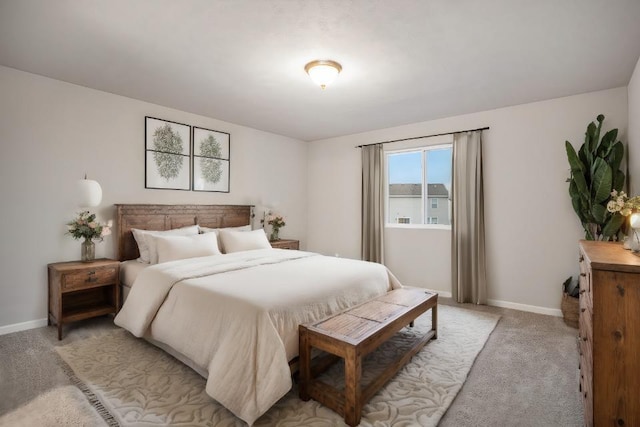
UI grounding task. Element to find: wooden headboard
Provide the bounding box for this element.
[115,204,252,261]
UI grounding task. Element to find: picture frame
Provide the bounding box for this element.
[192,126,230,193]
[145,116,191,190]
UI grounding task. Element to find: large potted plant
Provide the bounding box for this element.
[565,114,626,240]
[563,115,626,327]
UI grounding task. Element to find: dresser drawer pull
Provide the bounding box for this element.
[580,273,586,277]
[580,289,586,294]
[87,270,96,275]
[581,308,586,312]
[85,277,98,283]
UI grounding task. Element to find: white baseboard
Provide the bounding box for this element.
[426,288,452,298]
[0,318,48,336]
[487,299,562,317]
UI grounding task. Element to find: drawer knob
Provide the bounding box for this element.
[87,270,96,275]
[581,308,586,312]
[583,336,588,342]
[580,273,586,277]
[580,289,586,294]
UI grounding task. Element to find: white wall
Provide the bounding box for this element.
[0,66,308,331]
[629,56,640,195]
[307,87,628,313]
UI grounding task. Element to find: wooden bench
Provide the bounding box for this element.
[299,288,438,426]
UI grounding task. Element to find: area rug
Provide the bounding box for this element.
[56,305,499,426]
[0,385,109,427]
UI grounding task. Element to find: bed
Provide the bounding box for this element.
[113,204,401,425]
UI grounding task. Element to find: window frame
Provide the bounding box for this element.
[384,142,452,230]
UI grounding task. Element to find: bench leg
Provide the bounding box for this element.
[344,347,362,427]
[432,304,438,339]
[299,329,311,401]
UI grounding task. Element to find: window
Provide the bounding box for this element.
[386,144,452,227]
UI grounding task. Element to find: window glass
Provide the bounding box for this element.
[386,144,452,226]
[387,151,423,225]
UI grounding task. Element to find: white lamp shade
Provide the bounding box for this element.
[77,178,102,207]
[630,213,640,229]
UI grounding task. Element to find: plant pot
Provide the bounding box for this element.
[561,292,579,329]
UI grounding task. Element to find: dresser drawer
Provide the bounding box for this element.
[578,274,592,309]
[62,266,117,291]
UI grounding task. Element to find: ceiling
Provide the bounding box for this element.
[1,1,639,142]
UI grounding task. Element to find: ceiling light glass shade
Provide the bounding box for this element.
[305,60,342,89]
[77,177,102,207]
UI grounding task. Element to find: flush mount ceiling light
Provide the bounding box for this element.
[304,60,342,89]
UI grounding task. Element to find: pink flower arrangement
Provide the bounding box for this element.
[66,211,112,241]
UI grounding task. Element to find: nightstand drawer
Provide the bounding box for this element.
[270,239,300,250]
[62,266,117,291]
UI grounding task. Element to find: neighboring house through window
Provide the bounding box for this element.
[385,143,452,227]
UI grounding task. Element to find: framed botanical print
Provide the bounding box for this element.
[145,117,191,190]
[192,126,230,192]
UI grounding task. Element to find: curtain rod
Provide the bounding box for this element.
[355,126,490,148]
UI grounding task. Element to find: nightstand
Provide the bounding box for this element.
[48,259,120,340]
[270,239,300,250]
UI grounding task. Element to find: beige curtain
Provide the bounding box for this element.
[361,144,384,263]
[451,131,487,304]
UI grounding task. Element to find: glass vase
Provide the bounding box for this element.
[270,228,279,241]
[81,238,95,262]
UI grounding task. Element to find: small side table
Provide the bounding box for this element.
[270,239,300,250]
[48,259,120,340]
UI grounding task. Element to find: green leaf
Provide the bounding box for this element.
[601,213,625,240]
[597,129,618,157]
[565,141,584,172]
[579,143,592,172]
[607,141,624,173]
[583,223,595,240]
[566,142,590,198]
[592,116,603,153]
[569,181,584,219]
[613,170,625,192]
[591,204,607,224]
[586,122,597,153]
[591,157,612,203]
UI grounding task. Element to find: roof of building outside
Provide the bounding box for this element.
[389,183,449,197]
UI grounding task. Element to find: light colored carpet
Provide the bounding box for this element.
[55,305,499,426]
[0,385,108,427]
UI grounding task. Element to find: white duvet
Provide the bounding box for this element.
[115,249,401,425]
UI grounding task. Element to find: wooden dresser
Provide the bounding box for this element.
[578,241,640,426]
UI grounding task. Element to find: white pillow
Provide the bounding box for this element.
[131,225,199,264]
[199,224,252,234]
[199,225,252,253]
[154,232,221,264]
[218,229,271,253]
